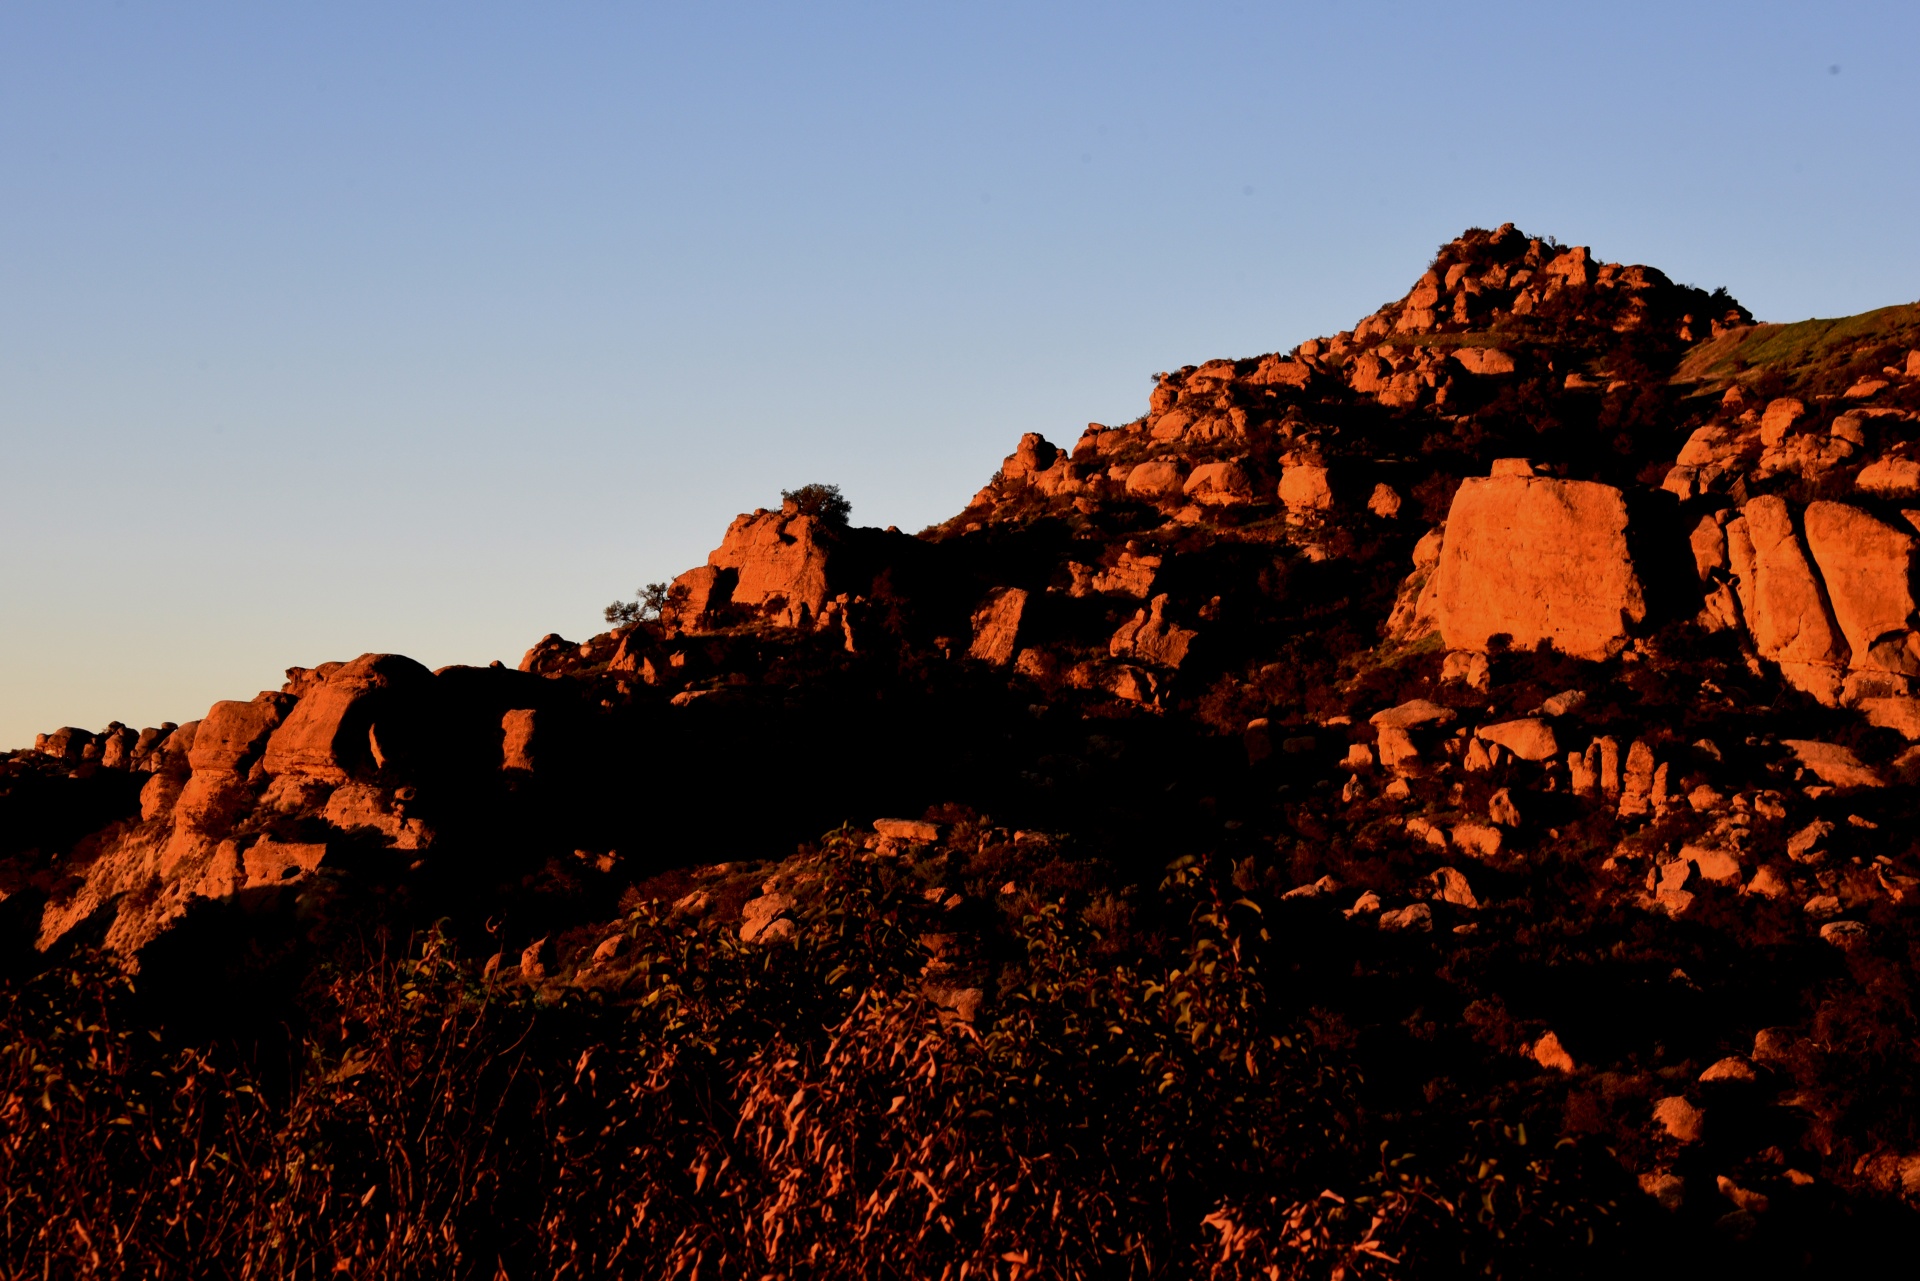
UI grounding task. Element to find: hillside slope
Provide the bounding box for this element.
[6,225,1920,1277]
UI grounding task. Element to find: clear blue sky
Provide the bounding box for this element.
[4,1,1916,747]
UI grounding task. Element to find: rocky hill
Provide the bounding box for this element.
[7,225,1920,1277]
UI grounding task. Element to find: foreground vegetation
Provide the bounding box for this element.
[8,821,1910,1279]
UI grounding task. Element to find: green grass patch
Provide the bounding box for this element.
[1672,302,1920,387]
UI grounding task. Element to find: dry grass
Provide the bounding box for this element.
[0,846,1765,1278]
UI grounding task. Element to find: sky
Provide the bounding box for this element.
[3,1,1918,747]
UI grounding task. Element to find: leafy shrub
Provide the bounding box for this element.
[783,483,852,527]
[604,582,670,627]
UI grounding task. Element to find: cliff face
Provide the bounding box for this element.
[9,225,1920,1261]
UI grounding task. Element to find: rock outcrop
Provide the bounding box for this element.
[15,226,1920,1273]
[703,503,834,628]
[1802,502,1920,695]
[1109,594,1197,669]
[1731,496,1850,704]
[1427,474,1645,661]
[968,589,1028,666]
[261,653,435,781]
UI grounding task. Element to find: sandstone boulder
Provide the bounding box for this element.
[595,625,658,677]
[1182,460,1255,506]
[1678,843,1742,886]
[1346,354,1387,394]
[1700,1057,1756,1084]
[739,893,795,944]
[1781,739,1882,788]
[97,726,136,770]
[1618,740,1657,817]
[282,662,347,698]
[1375,725,1419,771]
[1124,459,1187,500]
[188,693,295,774]
[1075,551,1159,599]
[1542,246,1591,288]
[1858,458,1920,498]
[1526,1031,1575,1073]
[1802,501,1920,680]
[1443,649,1490,690]
[1859,697,1920,739]
[1654,1096,1704,1143]
[1476,718,1558,762]
[1677,426,1732,467]
[501,709,539,771]
[1379,902,1432,932]
[1030,457,1084,496]
[156,721,197,773]
[1278,464,1333,514]
[969,588,1028,666]
[1369,699,1456,730]
[1430,866,1479,909]
[1730,497,1849,704]
[1429,475,1645,661]
[1147,408,1195,442]
[661,566,727,634]
[1760,398,1805,447]
[139,772,187,822]
[1385,526,1447,641]
[1689,513,1730,583]
[1246,354,1313,387]
[129,724,176,771]
[1103,664,1157,703]
[1109,594,1197,669]
[1451,823,1504,860]
[1000,432,1059,482]
[261,653,435,782]
[875,818,941,843]
[1452,346,1516,376]
[39,728,94,764]
[708,506,832,626]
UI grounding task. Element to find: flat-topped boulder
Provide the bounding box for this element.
[1429,475,1646,661]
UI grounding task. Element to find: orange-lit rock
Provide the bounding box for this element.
[261,653,434,782]
[1729,497,1849,704]
[1802,501,1920,684]
[1279,464,1333,514]
[969,588,1028,666]
[188,693,294,774]
[501,709,539,771]
[1109,594,1197,669]
[1429,475,1645,660]
[999,432,1059,482]
[1182,460,1255,505]
[708,505,832,626]
[1124,459,1187,499]
[243,838,329,890]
